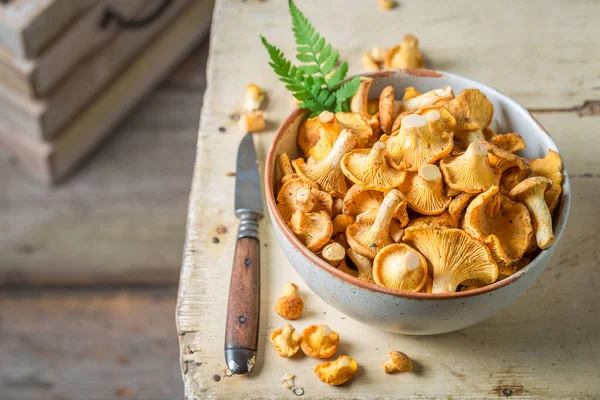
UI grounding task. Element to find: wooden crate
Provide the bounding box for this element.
[0,0,193,141]
[0,0,155,98]
[0,0,213,185]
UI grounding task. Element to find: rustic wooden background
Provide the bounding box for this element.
[0,38,209,399]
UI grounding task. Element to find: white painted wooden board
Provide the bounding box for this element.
[177,0,600,399]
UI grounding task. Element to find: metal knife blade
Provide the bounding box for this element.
[224,133,263,375]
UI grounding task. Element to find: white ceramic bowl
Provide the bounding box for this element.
[265,69,570,335]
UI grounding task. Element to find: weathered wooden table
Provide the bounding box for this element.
[176,1,600,398]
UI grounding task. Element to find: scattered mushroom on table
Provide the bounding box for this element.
[274,82,564,294]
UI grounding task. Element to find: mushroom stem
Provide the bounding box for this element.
[419,164,442,184]
[327,129,357,169]
[322,242,346,266]
[369,190,403,242]
[278,153,295,176]
[282,282,299,297]
[382,358,397,373]
[347,248,373,282]
[522,194,555,249]
[295,188,314,213]
[366,141,387,166]
[401,86,453,111]
[318,324,331,337]
[350,77,373,116]
[281,323,294,336]
[432,273,457,293]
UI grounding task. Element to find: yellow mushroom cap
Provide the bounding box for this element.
[293,129,357,198]
[462,186,533,267]
[440,141,501,193]
[399,86,454,114]
[485,142,529,173]
[382,112,454,171]
[277,178,333,223]
[499,166,530,195]
[342,184,384,219]
[509,176,555,249]
[492,133,526,153]
[399,164,452,215]
[331,214,354,236]
[373,243,428,292]
[275,282,304,320]
[384,34,424,70]
[310,111,343,161]
[287,210,333,251]
[403,226,498,293]
[403,87,422,100]
[408,192,473,229]
[530,150,563,214]
[301,324,339,359]
[447,88,494,133]
[270,324,301,358]
[297,115,322,158]
[346,189,404,258]
[314,356,358,386]
[335,112,373,148]
[382,350,413,373]
[341,141,406,191]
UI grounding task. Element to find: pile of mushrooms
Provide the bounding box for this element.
[276,78,564,294]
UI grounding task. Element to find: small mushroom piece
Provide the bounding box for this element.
[314,356,358,386]
[347,248,374,282]
[298,115,322,158]
[281,373,296,390]
[384,34,424,70]
[446,89,494,148]
[379,86,454,134]
[332,197,344,217]
[331,214,354,236]
[373,243,428,292]
[403,87,421,100]
[301,324,339,359]
[399,164,452,215]
[421,275,433,293]
[509,177,555,249]
[321,242,347,266]
[462,186,533,267]
[440,141,501,193]
[382,112,454,171]
[346,189,404,258]
[244,83,264,111]
[270,324,301,357]
[382,351,413,373]
[529,150,563,214]
[239,111,266,132]
[293,130,358,198]
[492,133,526,153]
[275,282,304,320]
[343,184,384,219]
[361,52,381,71]
[371,46,387,63]
[277,178,332,223]
[287,210,333,251]
[341,142,406,191]
[484,142,530,173]
[403,226,498,293]
[378,0,396,10]
[277,153,298,185]
[310,111,342,161]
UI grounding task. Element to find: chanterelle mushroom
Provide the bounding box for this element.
[293,129,357,198]
[335,112,374,147]
[403,226,498,293]
[509,177,555,249]
[321,241,347,266]
[287,209,332,251]
[346,189,404,258]
[484,142,529,173]
[373,243,428,292]
[384,34,424,70]
[399,164,452,215]
[382,111,454,171]
[245,83,264,111]
[529,150,563,214]
[446,89,494,149]
[275,282,304,320]
[310,111,342,161]
[347,248,374,283]
[440,141,501,193]
[492,133,526,153]
[270,324,301,357]
[382,351,413,373]
[314,356,358,386]
[298,115,322,157]
[462,186,533,267]
[341,141,406,191]
[301,324,339,359]
[407,192,473,229]
[331,214,354,236]
[379,86,454,134]
[277,178,332,223]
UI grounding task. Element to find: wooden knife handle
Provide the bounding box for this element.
[224,236,260,374]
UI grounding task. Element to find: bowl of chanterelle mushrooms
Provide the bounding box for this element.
[265,69,570,335]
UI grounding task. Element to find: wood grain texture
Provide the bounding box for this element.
[225,237,260,352]
[177,0,600,398]
[0,39,209,287]
[0,288,182,400]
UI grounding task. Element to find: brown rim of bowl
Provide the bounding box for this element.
[264,70,570,300]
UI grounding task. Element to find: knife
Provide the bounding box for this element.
[224,133,263,375]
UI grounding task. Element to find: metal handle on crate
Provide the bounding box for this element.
[100,0,174,30]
